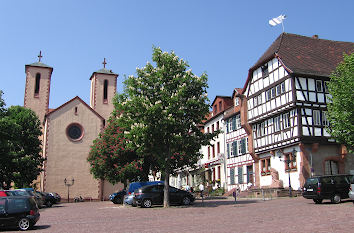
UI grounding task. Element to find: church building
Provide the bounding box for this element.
[24,53,123,201]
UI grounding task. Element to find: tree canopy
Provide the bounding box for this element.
[327,53,354,152]
[87,118,151,187]
[113,47,216,207]
[0,91,44,189]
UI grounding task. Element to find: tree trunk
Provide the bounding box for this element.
[163,169,170,208]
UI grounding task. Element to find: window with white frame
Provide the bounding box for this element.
[260,122,266,136]
[274,116,281,132]
[313,110,321,126]
[281,81,286,93]
[253,97,258,107]
[237,140,242,155]
[257,94,262,105]
[235,97,239,106]
[324,81,329,93]
[236,114,241,129]
[283,112,290,128]
[322,111,329,126]
[266,90,271,101]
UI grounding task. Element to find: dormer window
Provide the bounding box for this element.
[235,98,239,106]
[34,73,40,97]
[103,79,108,103]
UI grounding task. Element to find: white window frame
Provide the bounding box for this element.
[274,116,281,132]
[313,110,321,126]
[322,111,329,126]
[236,114,241,129]
[283,112,290,128]
[235,97,239,106]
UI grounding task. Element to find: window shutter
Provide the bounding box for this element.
[241,138,246,154]
[227,143,230,159]
[233,141,237,156]
[232,117,236,131]
[230,168,235,185]
[238,167,243,184]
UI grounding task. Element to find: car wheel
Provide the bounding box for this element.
[18,217,31,231]
[313,199,323,204]
[46,202,52,207]
[112,197,121,204]
[331,194,341,204]
[182,196,191,205]
[142,199,152,208]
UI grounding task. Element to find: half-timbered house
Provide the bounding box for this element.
[243,33,354,190]
[224,88,255,191]
[200,96,233,190]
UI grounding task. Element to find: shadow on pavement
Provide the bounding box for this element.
[33,225,51,230]
[190,198,262,208]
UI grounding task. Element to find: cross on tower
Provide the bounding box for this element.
[102,58,107,68]
[38,51,43,62]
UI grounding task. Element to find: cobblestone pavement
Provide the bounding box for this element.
[2,197,354,233]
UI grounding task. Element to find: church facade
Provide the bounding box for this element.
[24,55,123,201]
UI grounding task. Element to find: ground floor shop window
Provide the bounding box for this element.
[261,158,271,176]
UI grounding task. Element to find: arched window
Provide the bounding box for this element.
[34,73,40,96]
[103,79,108,103]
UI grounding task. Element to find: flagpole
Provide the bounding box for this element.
[281,20,285,33]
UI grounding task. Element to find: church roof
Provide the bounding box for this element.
[45,96,105,121]
[26,62,53,69]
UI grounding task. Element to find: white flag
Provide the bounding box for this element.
[269,15,286,26]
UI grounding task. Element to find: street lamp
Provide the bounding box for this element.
[278,148,297,197]
[64,177,74,203]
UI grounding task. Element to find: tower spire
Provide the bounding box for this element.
[38,51,43,62]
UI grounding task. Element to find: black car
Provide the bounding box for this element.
[134,184,195,208]
[0,196,40,231]
[109,189,126,204]
[302,174,353,204]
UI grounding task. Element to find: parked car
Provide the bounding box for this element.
[133,184,195,208]
[110,181,164,205]
[49,192,61,204]
[302,174,354,204]
[348,175,354,202]
[109,189,126,204]
[123,193,135,206]
[0,196,40,231]
[41,192,56,207]
[0,191,7,197]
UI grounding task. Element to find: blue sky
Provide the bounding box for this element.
[1,0,353,109]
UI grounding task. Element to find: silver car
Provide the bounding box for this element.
[349,176,354,202]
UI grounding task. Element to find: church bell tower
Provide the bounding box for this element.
[89,58,118,121]
[24,51,53,124]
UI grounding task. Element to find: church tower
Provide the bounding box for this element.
[89,58,118,121]
[24,51,53,124]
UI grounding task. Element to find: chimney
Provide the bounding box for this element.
[312,35,319,39]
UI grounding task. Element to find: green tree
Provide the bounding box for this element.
[87,119,151,187]
[327,53,354,152]
[0,99,44,189]
[114,47,216,207]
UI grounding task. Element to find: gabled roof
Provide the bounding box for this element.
[45,96,104,121]
[232,88,243,98]
[252,33,353,77]
[243,33,354,93]
[211,95,232,106]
